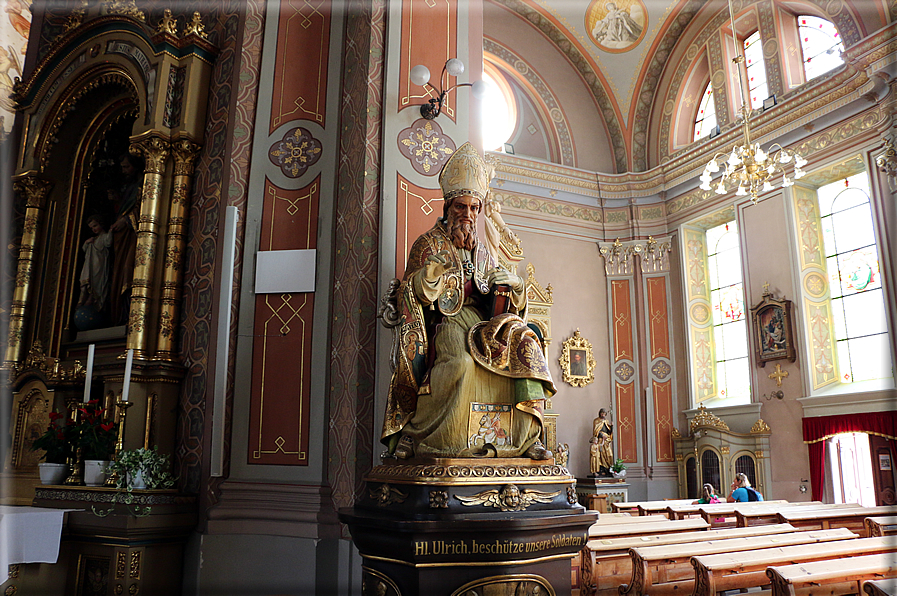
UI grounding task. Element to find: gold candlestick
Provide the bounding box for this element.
[104,400,134,487]
[63,406,83,485]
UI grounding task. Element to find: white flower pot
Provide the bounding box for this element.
[613,469,627,479]
[83,459,109,487]
[38,462,68,485]
[127,470,146,490]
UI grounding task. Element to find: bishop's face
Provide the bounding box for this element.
[446,194,481,251]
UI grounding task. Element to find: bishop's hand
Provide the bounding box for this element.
[423,250,454,284]
[487,267,523,292]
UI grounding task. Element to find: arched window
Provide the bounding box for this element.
[735,454,757,487]
[743,31,768,109]
[693,82,717,141]
[817,173,892,384]
[707,221,750,403]
[480,69,517,152]
[798,15,844,81]
[701,450,721,493]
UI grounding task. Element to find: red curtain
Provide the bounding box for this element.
[802,412,897,502]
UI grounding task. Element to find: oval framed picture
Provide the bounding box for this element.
[586,0,648,53]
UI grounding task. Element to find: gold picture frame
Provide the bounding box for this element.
[560,329,596,387]
[749,289,796,367]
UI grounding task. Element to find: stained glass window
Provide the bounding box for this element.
[743,31,768,110]
[799,16,844,81]
[707,221,750,402]
[818,172,892,383]
[693,82,717,141]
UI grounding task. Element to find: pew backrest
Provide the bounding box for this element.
[766,553,897,596]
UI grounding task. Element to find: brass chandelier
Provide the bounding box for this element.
[699,0,806,203]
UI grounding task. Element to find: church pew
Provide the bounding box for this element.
[733,501,852,527]
[864,515,897,537]
[863,578,897,596]
[590,513,667,526]
[691,534,895,596]
[661,500,791,524]
[776,505,897,536]
[610,502,640,514]
[618,528,857,596]
[766,552,897,596]
[588,517,709,540]
[636,499,694,517]
[578,523,799,596]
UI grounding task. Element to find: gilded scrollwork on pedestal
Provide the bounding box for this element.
[370,483,407,507]
[429,490,449,508]
[566,485,578,505]
[455,484,559,512]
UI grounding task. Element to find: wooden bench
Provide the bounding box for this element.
[766,552,897,596]
[733,501,845,527]
[665,500,789,521]
[578,523,799,596]
[777,505,897,536]
[590,513,666,526]
[619,528,857,596]
[692,534,895,596]
[864,578,897,596]
[588,516,709,540]
[865,515,897,537]
[636,499,694,517]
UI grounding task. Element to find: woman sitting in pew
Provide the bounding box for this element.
[727,473,764,502]
[693,483,721,505]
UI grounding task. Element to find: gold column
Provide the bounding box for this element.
[155,138,200,361]
[4,174,53,365]
[126,136,170,359]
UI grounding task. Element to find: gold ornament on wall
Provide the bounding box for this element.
[559,329,596,387]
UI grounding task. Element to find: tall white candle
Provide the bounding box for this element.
[121,349,134,402]
[83,344,95,403]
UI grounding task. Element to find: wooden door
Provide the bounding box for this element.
[869,435,896,506]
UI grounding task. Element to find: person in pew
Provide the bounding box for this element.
[727,472,763,502]
[693,483,722,505]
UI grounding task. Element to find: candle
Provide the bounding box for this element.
[83,344,95,403]
[121,349,134,402]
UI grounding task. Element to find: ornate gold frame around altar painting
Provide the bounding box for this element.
[750,290,796,367]
[559,329,596,387]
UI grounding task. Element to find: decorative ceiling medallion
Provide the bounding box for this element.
[804,273,826,298]
[585,0,648,53]
[397,119,456,176]
[268,126,323,178]
[689,405,730,433]
[690,303,710,324]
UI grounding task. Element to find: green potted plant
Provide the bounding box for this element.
[109,446,175,490]
[76,400,117,486]
[31,410,75,484]
[611,458,627,479]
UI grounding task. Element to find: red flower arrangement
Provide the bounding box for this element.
[31,410,76,464]
[77,400,118,461]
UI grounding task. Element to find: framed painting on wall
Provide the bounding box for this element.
[750,290,796,367]
[560,329,596,387]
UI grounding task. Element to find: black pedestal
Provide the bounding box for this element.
[339,458,598,596]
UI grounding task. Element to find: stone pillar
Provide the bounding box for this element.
[4,174,52,365]
[127,135,170,359]
[155,138,200,361]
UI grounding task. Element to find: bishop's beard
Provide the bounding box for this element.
[449,219,477,251]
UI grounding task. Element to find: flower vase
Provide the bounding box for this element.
[83,459,110,486]
[613,469,627,480]
[38,462,68,485]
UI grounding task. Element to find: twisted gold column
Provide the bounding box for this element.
[126,136,170,359]
[4,174,53,366]
[155,139,200,361]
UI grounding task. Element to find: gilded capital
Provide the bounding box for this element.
[13,175,53,209]
[172,139,202,176]
[130,137,171,174]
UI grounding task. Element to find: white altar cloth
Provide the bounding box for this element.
[0,506,71,570]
